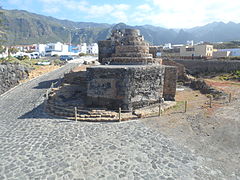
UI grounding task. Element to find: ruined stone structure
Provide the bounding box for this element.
[99,29,161,65]
[87,29,177,110]
[47,29,177,118]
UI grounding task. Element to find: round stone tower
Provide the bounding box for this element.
[101,29,158,65]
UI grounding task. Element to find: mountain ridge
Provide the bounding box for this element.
[1,9,240,45]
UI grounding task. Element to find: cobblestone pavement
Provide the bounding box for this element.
[0,60,231,180]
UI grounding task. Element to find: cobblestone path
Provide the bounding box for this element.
[0,60,229,180]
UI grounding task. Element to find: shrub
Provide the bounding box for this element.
[79,53,86,57]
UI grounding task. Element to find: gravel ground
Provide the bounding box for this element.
[144,96,240,180]
[0,59,239,179]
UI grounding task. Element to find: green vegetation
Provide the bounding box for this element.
[0,9,110,46]
[0,8,6,51]
[213,41,240,49]
[79,53,87,57]
[0,56,36,68]
[172,101,185,111]
[2,9,240,46]
[218,70,240,81]
[52,59,66,66]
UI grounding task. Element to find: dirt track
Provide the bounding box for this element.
[144,80,240,179]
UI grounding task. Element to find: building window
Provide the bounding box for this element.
[186,48,194,51]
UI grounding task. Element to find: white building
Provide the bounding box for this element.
[78,43,87,54]
[45,42,69,56]
[87,43,98,54]
[187,40,194,46]
[163,43,172,49]
[35,44,47,56]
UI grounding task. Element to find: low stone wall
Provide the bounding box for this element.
[174,59,240,75]
[0,62,29,95]
[162,59,186,81]
[163,66,177,101]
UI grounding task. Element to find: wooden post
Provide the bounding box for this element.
[184,101,187,113]
[46,89,49,99]
[119,107,121,122]
[158,104,161,116]
[74,107,78,122]
[229,93,232,103]
[209,96,212,108]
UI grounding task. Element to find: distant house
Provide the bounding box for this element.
[212,51,231,58]
[78,43,87,54]
[45,42,69,56]
[11,44,36,52]
[87,43,98,54]
[217,48,240,57]
[180,44,213,57]
[35,44,47,56]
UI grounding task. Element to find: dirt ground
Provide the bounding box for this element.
[143,79,240,179]
[20,65,60,83]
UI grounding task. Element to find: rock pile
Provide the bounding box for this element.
[0,62,29,95]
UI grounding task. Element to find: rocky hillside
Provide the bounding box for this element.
[1,9,240,45]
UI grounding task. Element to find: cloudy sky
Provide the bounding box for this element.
[2,0,240,28]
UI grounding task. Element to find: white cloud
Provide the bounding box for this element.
[38,0,130,22]
[112,11,128,23]
[149,0,240,28]
[137,4,152,11]
[42,6,60,14]
[6,0,240,28]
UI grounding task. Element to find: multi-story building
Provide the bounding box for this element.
[45,42,69,56]
[78,43,87,54]
[87,43,98,54]
[35,44,47,56]
[180,44,213,57]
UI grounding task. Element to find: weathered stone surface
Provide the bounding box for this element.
[0,62,29,95]
[47,29,177,117]
[99,29,158,65]
[86,65,165,110]
[87,29,177,110]
[163,66,177,101]
[162,59,186,81]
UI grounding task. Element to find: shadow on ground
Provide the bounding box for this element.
[18,103,68,122]
[34,78,63,89]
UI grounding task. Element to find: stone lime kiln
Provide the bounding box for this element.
[87,29,177,111]
[46,29,177,120]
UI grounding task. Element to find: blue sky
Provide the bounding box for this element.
[2,0,240,28]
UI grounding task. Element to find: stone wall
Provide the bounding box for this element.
[174,59,240,75]
[0,62,29,95]
[162,59,186,81]
[163,66,177,101]
[86,65,165,110]
[98,40,115,64]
